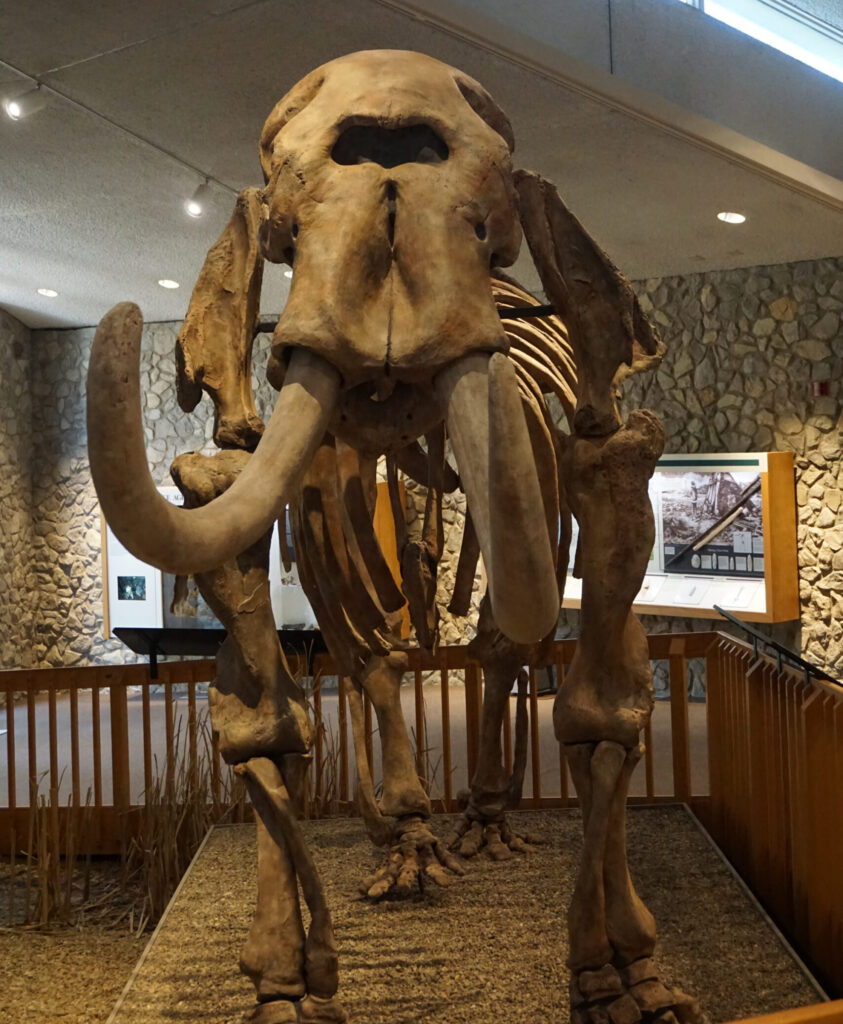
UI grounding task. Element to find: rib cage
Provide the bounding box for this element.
[288,271,580,673]
[492,271,578,430]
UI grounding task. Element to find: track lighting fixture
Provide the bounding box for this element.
[185,180,211,218]
[3,85,47,121]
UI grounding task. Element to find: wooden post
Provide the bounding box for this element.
[313,669,324,805]
[669,640,691,803]
[414,668,425,784]
[440,661,453,810]
[363,692,374,775]
[338,676,349,803]
[109,681,131,812]
[6,691,16,813]
[528,666,541,804]
[26,685,37,808]
[464,664,482,784]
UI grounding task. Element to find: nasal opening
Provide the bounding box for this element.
[332,123,449,168]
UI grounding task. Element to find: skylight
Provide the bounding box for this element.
[674,0,843,83]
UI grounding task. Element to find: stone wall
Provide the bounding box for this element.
[19,321,274,667]
[0,310,36,668]
[406,257,842,688]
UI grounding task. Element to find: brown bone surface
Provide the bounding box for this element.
[261,50,521,388]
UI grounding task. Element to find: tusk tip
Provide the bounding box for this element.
[93,302,145,351]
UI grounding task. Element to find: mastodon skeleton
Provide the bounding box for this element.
[86,49,701,1024]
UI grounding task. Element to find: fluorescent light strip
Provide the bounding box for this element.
[705,0,843,83]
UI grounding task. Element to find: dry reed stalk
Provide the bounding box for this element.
[410,695,447,804]
[17,771,96,929]
[302,680,344,819]
[124,706,244,928]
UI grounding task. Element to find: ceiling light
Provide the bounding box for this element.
[185,180,210,218]
[717,211,746,224]
[158,279,180,289]
[284,269,293,279]
[3,86,47,121]
[36,287,58,297]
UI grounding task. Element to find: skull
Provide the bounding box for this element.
[259,50,522,391]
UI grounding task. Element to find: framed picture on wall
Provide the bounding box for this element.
[103,521,162,634]
[157,486,222,629]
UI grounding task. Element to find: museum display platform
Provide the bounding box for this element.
[107,808,822,1024]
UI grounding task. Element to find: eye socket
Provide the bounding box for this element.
[332,124,449,168]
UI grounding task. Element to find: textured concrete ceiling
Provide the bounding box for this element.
[1,0,842,328]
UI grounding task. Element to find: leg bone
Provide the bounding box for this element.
[236,757,345,1017]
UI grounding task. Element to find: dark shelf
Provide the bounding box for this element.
[113,627,327,678]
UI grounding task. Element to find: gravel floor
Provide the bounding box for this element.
[108,807,820,1024]
[0,928,143,1024]
[0,857,146,1024]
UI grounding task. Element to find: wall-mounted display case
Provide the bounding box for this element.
[562,451,799,623]
[101,483,403,635]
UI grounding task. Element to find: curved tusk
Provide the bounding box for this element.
[87,302,340,575]
[436,351,559,644]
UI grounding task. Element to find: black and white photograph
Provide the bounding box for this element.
[659,471,764,578]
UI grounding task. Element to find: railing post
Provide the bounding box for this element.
[703,642,724,837]
[338,676,349,803]
[669,640,691,803]
[464,663,482,784]
[109,678,131,815]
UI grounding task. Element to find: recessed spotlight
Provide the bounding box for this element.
[158,279,180,289]
[36,287,58,297]
[185,180,210,218]
[284,269,293,279]
[3,86,47,121]
[717,211,746,224]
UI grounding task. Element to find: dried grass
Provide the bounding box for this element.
[3,673,448,935]
[9,771,96,929]
[122,712,247,929]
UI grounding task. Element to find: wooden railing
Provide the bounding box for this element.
[0,632,711,855]
[723,1003,843,1024]
[701,633,843,998]
[2,630,842,999]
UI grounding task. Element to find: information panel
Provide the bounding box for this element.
[563,451,799,623]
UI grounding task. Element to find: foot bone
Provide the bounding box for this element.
[360,816,465,899]
[447,812,542,861]
[571,958,703,1024]
[245,994,349,1023]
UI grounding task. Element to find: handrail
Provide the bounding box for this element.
[704,630,843,996]
[0,631,718,692]
[0,632,715,857]
[714,606,841,687]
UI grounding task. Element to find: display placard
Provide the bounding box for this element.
[562,451,799,623]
